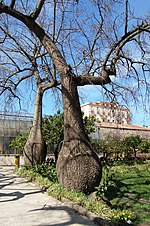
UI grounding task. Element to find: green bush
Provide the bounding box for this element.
[17,163,58,183]
[31,163,58,183]
[9,133,29,155]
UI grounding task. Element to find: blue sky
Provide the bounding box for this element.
[0,0,150,127]
[42,0,150,127]
[77,85,150,127]
[40,82,150,127]
[130,0,150,17]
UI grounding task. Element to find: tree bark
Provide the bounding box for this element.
[56,74,102,194]
[24,87,47,166]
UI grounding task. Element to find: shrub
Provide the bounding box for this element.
[9,133,28,155]
[31,163,58,183]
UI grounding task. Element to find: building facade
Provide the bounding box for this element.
[81,101,150,141]
[91,123,150,141]
[81,101,130,125]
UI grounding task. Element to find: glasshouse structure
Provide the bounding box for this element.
[0,112,33,154]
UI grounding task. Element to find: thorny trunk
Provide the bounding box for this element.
[28,22,102,193]
[24,88,47,166]
[56,75,102,194]
[0,11,101,192]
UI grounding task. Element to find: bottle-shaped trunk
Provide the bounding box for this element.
[24,88,47,166]
[56,75,102,194]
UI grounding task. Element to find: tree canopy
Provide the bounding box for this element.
[0,0,149,108]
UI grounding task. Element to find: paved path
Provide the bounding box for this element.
[0,167,98,226]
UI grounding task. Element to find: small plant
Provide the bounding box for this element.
[96,164,113,196]
[32,163,58,183]
[112,209,135,224]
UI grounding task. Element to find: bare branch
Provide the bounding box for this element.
[0,85,20,102]
[10,0,16,9]
[52,0,56,42]
[76,70,111,86]
[0,4,69,77]
[0,30,7,44]
[0,0,150,113]
[0,25,33,62]
[30,0,45,20]
[125,0,129,34]
[14,70,35,89]
[102,22,150,71]
[0,47,20,70]
[41,79,60,92]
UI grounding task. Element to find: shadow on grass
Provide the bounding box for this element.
[105,177,150,208]
[103,165,150,225]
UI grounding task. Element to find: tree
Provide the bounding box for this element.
[94,138,125,162]
[0,22,58,165]
[123,135,143,160]
[42,111,95,151]
[139,140,150,153]
[42,111,64,152]
[0,0,149,193]
[9,133,29,155]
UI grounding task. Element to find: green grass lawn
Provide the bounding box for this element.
[105,160,150,224]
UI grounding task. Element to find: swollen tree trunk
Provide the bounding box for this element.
[0,8,102,192]
[56,75,102,194]
[24,88,47,166]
